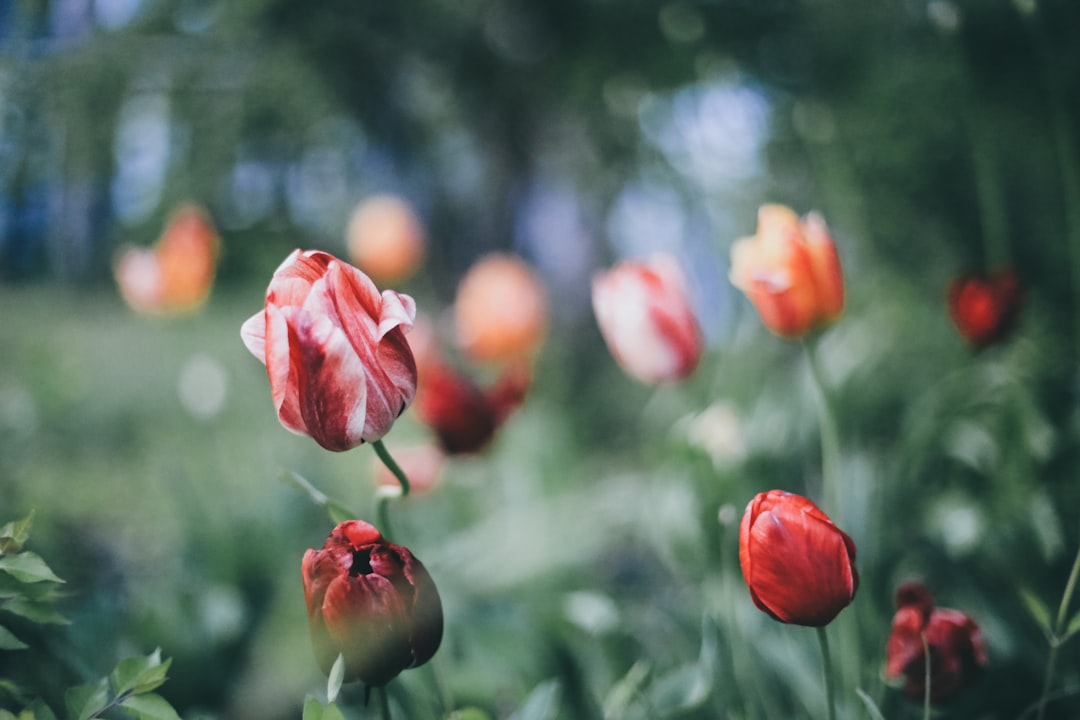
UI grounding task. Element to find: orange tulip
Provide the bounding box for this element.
[345,195,426,284]
[730,205,844,339]
[454,253,547,363]
[114,205,220,315]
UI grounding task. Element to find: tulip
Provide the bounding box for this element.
[591,254,703,384]
[346,195,426,284]
[413,358,531,455]
[114,205,220,315]
[947,268,1021,348]
[240,250,417,451]
[885,581,988,704]
[454,253,548,363]
[730,204,844,339]
[739,490,858,626]
[302,520,443,687]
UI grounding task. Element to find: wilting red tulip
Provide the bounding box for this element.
[114,205,220,315]
[346,195,426,284]
[302,521,442,687]
[730,205,844,339]
[885,581,988,704]
[947,268,1021,348]
[739,490,858,626]
[240,250,417,451]
[454,253,548,363]
[591,254,703,384]
[413,358,530,455]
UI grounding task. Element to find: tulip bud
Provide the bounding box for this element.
[739,490,858,626]
[730,205,844,339]
[302,520,443,687]
[240,250,417,451]
[413,358,530,455]
[454,253,548,364]
[885,581,987,704]
[947,268,1021,348]
[591,254,703,384]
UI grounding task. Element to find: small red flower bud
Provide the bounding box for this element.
[885,581,988,704]
[739,490,858,626]
[947,268,1021,348]
[301,521,443,687]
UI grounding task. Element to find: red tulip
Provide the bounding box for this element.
[240,250,417,451]
[947,268,1021,348]
[114,205,220,315]
[591,254,703,384]
[885,581,988,704]
[413,358,530,455]
[739,490,858,626]
[302,521,442,687]
[730,205,844,339]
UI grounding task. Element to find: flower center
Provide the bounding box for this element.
[350,548,374,576]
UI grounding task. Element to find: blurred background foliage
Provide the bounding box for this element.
[2,0,1080,718]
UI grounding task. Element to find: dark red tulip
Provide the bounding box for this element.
[947,268,1021,348]
[301,521,442,687]
[885,581,987,704]
[739,490,858,626]
[413,359,529,455]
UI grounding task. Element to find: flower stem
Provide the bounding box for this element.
[921,632,932,720]
[372,440,410,496]
[803,337,841,521]
[1036,542,1080,720]
[817,626,837,720]
[378,685,392,720]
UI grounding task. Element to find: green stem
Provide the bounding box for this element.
[817,626,837,720]
[803,337,841,521]
[375,486,398,542]
[1036,543,1080,720]
[921,632,932,720]
[378,685,392,720]
[372,440,410,496]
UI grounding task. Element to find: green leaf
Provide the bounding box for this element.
[1,596,69,625]
[110,649,171,696]
[1021,588,1053,636]
[0,512,34,555]
[602,661,650,720]
[325,500,356,525]
[855,688,887,720]
[301,698,324,720]
[326,653,344,704]
[119,693,182,720]
[0,553,63,585]
[447,709,494,720]
[507,679,561,720]
[65,679,109,720]
[1062,610,1080,644]
[0,624,27,650]
[25,698,58,720]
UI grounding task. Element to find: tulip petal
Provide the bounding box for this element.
[264,304,307,437]
[288,311,370,452]
[240,311,266,362]
[323,573,413,686]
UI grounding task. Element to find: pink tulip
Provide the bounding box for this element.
[591,254,703,384]
[241,250,417,451]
